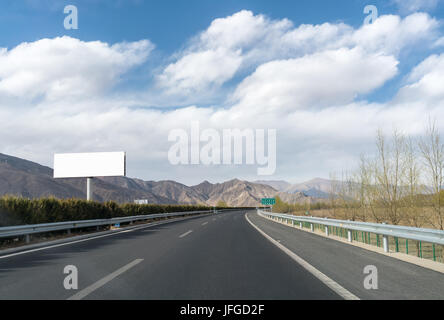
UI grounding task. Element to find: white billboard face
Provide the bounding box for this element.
[54,152,126,178]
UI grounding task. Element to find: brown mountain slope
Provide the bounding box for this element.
[0,154,84,199]
[0,153,174,203]
[256,178,336,199]
[192,179,311,207]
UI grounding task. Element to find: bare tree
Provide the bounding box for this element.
[374,129,406,225]
[419,120,444,230]
[329,172,338,218]
[364,155,385,223]
[337,171,350,220]
[321,122,442,230]
[343,170,360,221]
[403,137,426,227]
[354,154,372,222]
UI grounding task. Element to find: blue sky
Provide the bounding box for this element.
[1,0,444,185]
[1,1,391,49]
[2,1,442,43]
[2,1,441,49]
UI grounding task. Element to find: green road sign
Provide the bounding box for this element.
[261,198,276,205]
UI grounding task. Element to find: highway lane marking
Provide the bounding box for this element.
[0,214,211,260]
[202,222,208,226]
[119,229,135,233]
[68,259,144,300]
[179,230,193,238]
[245,213,360,301]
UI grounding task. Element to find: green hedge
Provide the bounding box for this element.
[0,196,213,226]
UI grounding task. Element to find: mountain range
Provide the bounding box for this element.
[0,153,321,207]
[255,178,334,198]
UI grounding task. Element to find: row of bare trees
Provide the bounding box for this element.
[330,120,444,229]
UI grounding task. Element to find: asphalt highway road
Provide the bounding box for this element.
[0,210,442,299]
[249,212,444,300]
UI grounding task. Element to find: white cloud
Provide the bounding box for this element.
[351,13,439,55]
[395,53,444,103]
[433,36,444,47]
[156,11,438,102]
[157,47,242,95]
[156,10,292,98]
[0,36,153,101]
[231,47,398,112]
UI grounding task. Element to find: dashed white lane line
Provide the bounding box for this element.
[0,214,211,260]
[68,259,144,300]
[202,222,208,226]
[179,230,193,238]
[245,212,360,301]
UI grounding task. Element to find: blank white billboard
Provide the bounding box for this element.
[54,152,126,178]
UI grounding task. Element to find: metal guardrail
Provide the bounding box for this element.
[0,210,214,243]
[257,210,444,253]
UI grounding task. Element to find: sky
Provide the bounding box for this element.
[1,0,444,185]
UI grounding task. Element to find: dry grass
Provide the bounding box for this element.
[290,207,441,229]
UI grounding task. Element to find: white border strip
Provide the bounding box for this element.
[245,212,360,300]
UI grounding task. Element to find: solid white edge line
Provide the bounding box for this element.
[68,259,144,300]
[179,230,193,238]
[245,212,360,301]
[0,214,210,260]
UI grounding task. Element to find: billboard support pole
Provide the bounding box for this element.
[87,177,93,201]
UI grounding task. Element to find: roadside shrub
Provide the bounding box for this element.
[0,196,224,226]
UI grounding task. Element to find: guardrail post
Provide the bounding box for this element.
[325,226,329,236]
[310,224,314,232]
[347,230,352,242]
[67,229,71,235]
[433,244,436,261]
[383,235,389,252]
[25,234,30,244]
[299,222,303,228]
